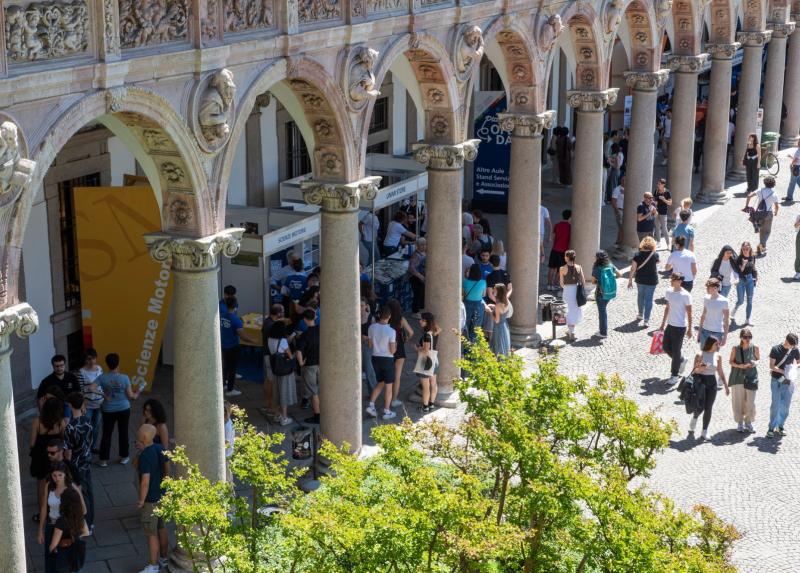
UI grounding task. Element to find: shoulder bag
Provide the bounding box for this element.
[635,250,656,280]
[413,333,438,377]
[774,350,794,384]
[738,346,758,391]
[575,267,587,307]
[269,338,296,376]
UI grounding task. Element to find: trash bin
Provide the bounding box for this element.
[538,294,556,322]
[761,132,779,167]
[550,300,568,326]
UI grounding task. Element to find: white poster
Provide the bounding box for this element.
[756,108,764,139]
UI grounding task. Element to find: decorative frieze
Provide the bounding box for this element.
[4,0,89,62]
[368,0,405,14]
[667,53,709,73]
[706,42,741,59]
[118,0,189,49]
[101,0,120,57]
[498,111,555,138]
[301,176,381,212]
[566,89,618,112]
[624,69,670,91]
[225,0,274,32]
[0,303,38,350]
[145,229,244,273]
[736,30,772,46]
[298,0,341,23]
[412,140,480,171]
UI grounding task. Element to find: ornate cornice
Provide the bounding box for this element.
[706,43,741,59]
[737,30,772,47]
[624,70,670,91]
[0,303,38,352]
[497,111,555,138]
[768,22,796,38]
[412,140,480,171]
[667,53,709,73]
[566,89,618,112]
[145,229,243,273]
[301,176,381,213]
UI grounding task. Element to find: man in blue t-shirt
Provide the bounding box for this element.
[220,297,258,397]
[219,284,238,315]
[281,257,308,302]
[477,249,493,279]
[137,424,168,573]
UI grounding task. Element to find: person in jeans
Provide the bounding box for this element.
[767,333,800,438]
[590,250,621,339]
[463,264,487,343]
[652,178,672,247]
[63,392,94,529]
[710,245,736,298]
[77,348,103,452]
[728,328,759,433]
[96,353,140,467]
[688,336,729,440]
[627,236,659,326]
[665,236,697,291]
[366,305,398,420]
[697,278,730,350]
[658,272,693,385]
[136,424,169,573]
[745,175,780,255]
[220,296,258,397]
[732,242,758,326]
[794,213,800,281]
[785,146,800,203]
[407,237,427,316]
[295,309,321,425]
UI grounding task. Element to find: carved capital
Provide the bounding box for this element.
[566,89,618,112]
[667,53,709,73]
[624,69,670,91]
[301,176,381,212]
[0,303,38,352]
[737,30,772,46]
[768,22,796,38]
[706,42,741,59]
[498,111,555,138]
[412,140,480,170]
[145,229,244,273]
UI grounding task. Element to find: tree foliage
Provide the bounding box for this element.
[156,337,740,572]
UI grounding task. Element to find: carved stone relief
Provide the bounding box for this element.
[167,194,194,227]
[428,114,449,138]
[351,0,363,17]
[142,129,171,150]
[454,25,484,81]
[566,88,618,112]
[367,0,404,12]
[160,161,185,184]
[604,0,624,35]
[317,149,343,177]
[426,87,444,105]
[657,0,672,27]
[102,0,120,55]
[197,68,236,149]
[5,0,89,62]
[345,46,380,111]
[118,0,189,48]
[298,0,341,23]
[225,0,274,32]
[0,121,35,198]
[202,0,219,40]
[538,14,564,53]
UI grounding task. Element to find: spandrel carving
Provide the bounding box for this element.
[298,0,340,23]
[118,0,189,48]
[5,0,89,62]
[0,122,35,197]
[225,0,274,32]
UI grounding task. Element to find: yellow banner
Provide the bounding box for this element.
[75,186,172,391]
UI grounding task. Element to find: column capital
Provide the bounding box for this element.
[706,42,741,59]
[737,30,772,46]
[768,22,796,38]
[300,176,381,213]
[667,53,709,73]
[624,69,670,91]
[0,303,38,351]
[145,228,244,273]
[412,140,480,170]
[497,110,555,138]
[566,89,618,112]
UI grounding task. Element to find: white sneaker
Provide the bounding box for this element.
[666,376,679,386]
[737,422,744,433]
[689,416,698,432]
[678,358,688,376]
[745,422,755,433]
[593,332,607,339]
[278,416,294,427]
[643,319,649,327]
[700,429,709,440]
[138,565,159,573]
[366,405,378,418]
[390,399,403,408]
[119,457,130,465]
[636,314,643,321]
[382,410,396,419]
[225,389,242,397]
[745,319,753,326]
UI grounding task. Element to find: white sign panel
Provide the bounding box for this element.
[756,108,763,139]
[262,215,320,256]
[372,178,421,210]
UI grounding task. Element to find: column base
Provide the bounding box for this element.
[696,187,730,204]
[510,326,542,348]
[612,244,638,260]
[780,135,799,148]
[168,546,228,572]
[727,168,747,181]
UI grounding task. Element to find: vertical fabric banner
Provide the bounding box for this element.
[74,187,172,391]
[472,92,510,213]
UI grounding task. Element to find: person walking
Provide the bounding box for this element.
[559,250,585,342]
[63,393,94,530]
[366,305,398,420]
[728,328,759,433]
[136,424,169,573]
[463,263,487,343]
[77,348,103,452]
[665,236,698,291]
[388,299,414,408]
[697,278,730,349]
[295,308,321,424]
[590,250,621,339]
[416,312,440,412]
[627,236,660,326]
[636,192,658,242]
[745,175,780,256]
[97,353,141,467]
[653,178,672,248]
[659,272,693,385]
[487,284,512,356]
[29,397,67,522]
[38,462,86,573]
[47,487,88,573]
[688,336,730,440]
[547,209,572,291]
[556,127,573,185]
[732,242,758,326]
[266,321,297,427]
[672,210,696,252]
[407,237,426,316]
[785,146,800,203]
[794,213,800,281]
[710,245,737,298]
[742,133,761,192]
[767,333,800,438]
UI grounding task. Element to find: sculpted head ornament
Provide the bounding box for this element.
[456,26,485,78]
[348,46,381,108]
[538,14,565,53]
[198,68,236,145]
[0,121,34,197]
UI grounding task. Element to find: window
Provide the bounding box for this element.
[285,121,311,178]
[58,172,101,309]
[369,97,389,133]
[366,141,388,155]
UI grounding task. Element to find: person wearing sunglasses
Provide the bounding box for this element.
[728,328,760,433]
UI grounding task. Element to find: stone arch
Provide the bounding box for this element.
[482,18,543,113]
[671,0,703,54]
[561,3,607,90]
[619,0,660,71]
[706,0,737,43]
[369,33,462,145]
[741,0,767,29]
[767,0,790,22]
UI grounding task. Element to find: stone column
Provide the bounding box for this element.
[413,141,479,400]
[621,70,670,255]
[731,31,772,179]
[301,177,380,453]
[698,43,740,203]
[498,110,555,347]
[763,23,796,136]
[781,17,800,147]
[145,229,242,482]
[666,54,708,207]
[0,304,38,573]
[566,90,618,272]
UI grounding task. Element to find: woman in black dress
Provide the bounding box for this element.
[743,133,761,192]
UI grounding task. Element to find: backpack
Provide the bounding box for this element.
[599,266,617,301]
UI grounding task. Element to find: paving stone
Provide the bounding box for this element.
[91,519,128,547]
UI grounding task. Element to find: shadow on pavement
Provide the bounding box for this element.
[640,376,674,396]
[669,433,703,452]
[614,321,646,334]
[747,435,781,454]
[709,428,749,446]
[570,337,603,348]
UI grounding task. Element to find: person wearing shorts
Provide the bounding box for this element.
[295,309,321,424]
[366,306,398,420]
[547,209,571,291]
[136,424,168,573]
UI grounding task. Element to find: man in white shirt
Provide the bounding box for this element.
[697,278,730,348]
[359,211,380,265]
[659,272,693,385]
[665,235,698,291]
[745,175,780,255]
[611,175,625,245]
[785,147,800,203]
[366,306,397,420]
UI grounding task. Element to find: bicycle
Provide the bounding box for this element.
[764,151,780,176]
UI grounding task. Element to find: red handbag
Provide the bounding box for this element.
[649,330,665,355]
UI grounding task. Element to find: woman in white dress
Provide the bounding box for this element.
[559,250,585,342]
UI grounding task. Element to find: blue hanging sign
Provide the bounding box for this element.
[472,92,511,213]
